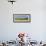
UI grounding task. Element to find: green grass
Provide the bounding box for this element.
[15,18,28,20]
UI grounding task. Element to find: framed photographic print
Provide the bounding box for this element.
[13,14,31,23]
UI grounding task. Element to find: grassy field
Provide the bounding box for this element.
[15,18,28,20]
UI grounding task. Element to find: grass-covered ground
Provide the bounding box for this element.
[15,18,28,20]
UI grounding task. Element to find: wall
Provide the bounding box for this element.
[0,0,46,41]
